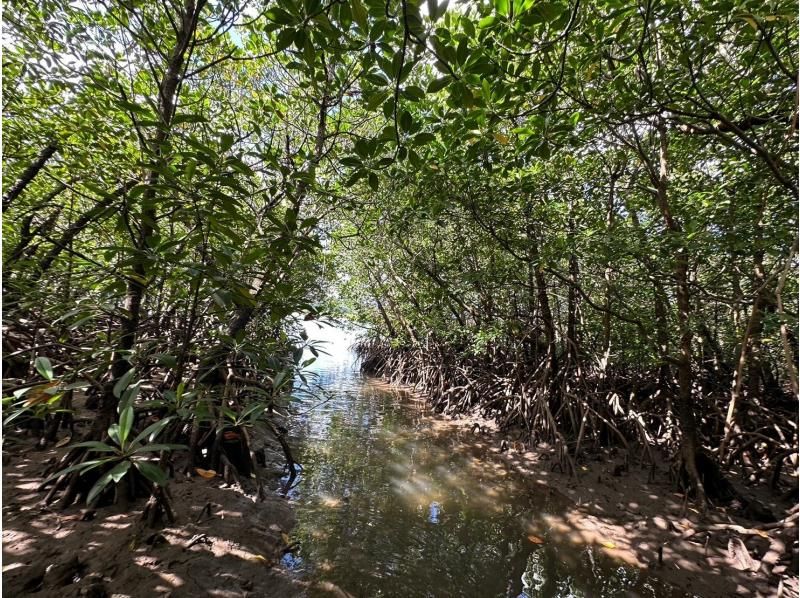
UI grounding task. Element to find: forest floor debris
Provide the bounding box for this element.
[444,405,799,598]
[2,432,307,597]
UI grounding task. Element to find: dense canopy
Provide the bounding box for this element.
[2,0,797,525]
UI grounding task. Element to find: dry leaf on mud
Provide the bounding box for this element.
[527,535,545,544]
[600,540,617,549]
[728,536,758,572]
[281,532,291,545]
[55,436,72,448]
[23,382,59,406]
[195,468,217,479]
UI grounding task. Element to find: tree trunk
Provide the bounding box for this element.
[567,194,580,362]
[526,221,558,379]
[602,170,619,356]
[104,0,206,415]
[654,122,706,504]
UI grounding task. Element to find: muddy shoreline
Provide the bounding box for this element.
[2,428,306,597]
[3,379,797,598]
[381,379,798,598]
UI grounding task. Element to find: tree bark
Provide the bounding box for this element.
[653,121,706,504]
[566,194,580,362]
[526,220,558,379]
[105,0,206,414]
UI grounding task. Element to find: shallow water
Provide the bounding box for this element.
[282,349,687,598]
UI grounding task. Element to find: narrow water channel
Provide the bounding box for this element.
[281,328,687,598]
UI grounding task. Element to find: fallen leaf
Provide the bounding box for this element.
[55,435,72,448]
[527,534,545,544]
[281,532,291,545]
[195,468,217,479]
[755,529,769,539]
[600,540,617,549]
[247,554,267,563]
[23,382,59,406]
[728,536,758,571]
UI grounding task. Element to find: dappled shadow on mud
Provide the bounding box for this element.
[453,414,799,598]
[2,434,306,597]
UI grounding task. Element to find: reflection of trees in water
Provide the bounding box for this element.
[517,544,674,598]
[288,375,676,598]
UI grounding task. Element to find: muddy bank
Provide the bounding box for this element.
[4,377,797,598]
[355,378,798,598]
[434,405,799,598]
[2,432,306,597]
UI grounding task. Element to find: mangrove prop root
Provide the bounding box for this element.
[354,338,797,506]
[142,486,174,528]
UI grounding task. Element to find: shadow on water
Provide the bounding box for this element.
[281,344,691,598]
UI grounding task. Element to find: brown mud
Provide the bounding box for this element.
[2,429,306,597]
[3,381,797,598]
[439,404,799,598]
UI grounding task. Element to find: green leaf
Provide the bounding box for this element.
[172,113,208,125]
[456,38,468,66]
[400,110,413,132]
[113,369,135,399]
[118,406,134,447]
[413,132,436,145]
[341,156,363,167]
[369,172,379,190]
[34,357,54,381]
[273,370,288,390]
[240,402,267,421]
[220,133,234,153]
[120,382,141,410]
[346,169,368,187]
[266,8,294,24]
[275,28,295,51]
[130,416,174,447]
[352,0,368,30]
[108,424,121,446]
[153,354,178,368]
[73,441,118,453]
[134,461,168,486]
[131,443,186,453]
[403,86,425,101]
[87,460,131,505]
[43,458,110,485]
[427,77,450,93]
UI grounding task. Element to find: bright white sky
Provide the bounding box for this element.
[301,320,359,369]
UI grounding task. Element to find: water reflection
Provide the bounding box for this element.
[283,339,686,598]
